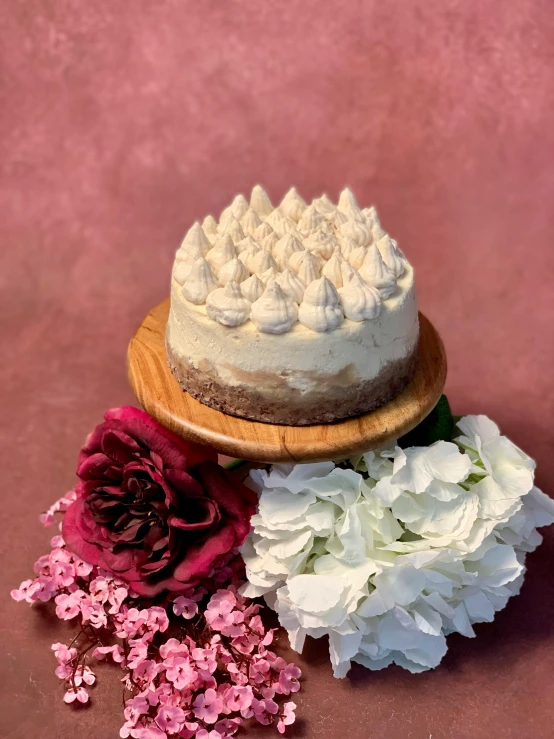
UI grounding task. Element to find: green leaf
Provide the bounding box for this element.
[223,459,249,471]
[398,395,455,448]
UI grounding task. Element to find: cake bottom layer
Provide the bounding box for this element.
[166,343,418,426]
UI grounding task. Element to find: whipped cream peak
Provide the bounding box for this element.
[240,273,265,303]
[260,265,280,284]
[253,221,274,241]
[221,215,245,244]
[251,248,277,275]
[237,241,261,271]
[181,257,218,304]
[312,193,335,215]
[298,277,344,332]
[262,231,279,254]
[205,281,251,327]
[230,194,249,220]
[250,280,298,334]
[337,187,359,212]
[235,235,259,256]
[339,218,371,247]
[274,233,304,269]
[371,221,386,242]
[341,203,366,224]
[337,234,357,261]
[241,207,262,235]
[182,222,212,255]
[377,234,405,278]
[322,247,346,288]
[338,271,382,322]
[218,257,249,286]
[276,268,306,303]
[340,259,360,284]
[359,244,397,298]
[250,185,273,217]
[304,229,338,260]
[296,251,322,284]
[348,244,368,270]
[363,205,379,226]
[298,204,325,235]
[179,186,410,332]
[206,234,237,275]
[202,214,218,238]
[280,187,308,222]
[175,239,204,265]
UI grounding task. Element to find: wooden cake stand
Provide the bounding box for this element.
[127,299,447,463]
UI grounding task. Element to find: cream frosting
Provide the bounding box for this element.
[250,185,273,217]
[182,258,218,304]
[280,187,307,222]
[229,194,249,220]
[250,248,277,275]
[338,272,382,322]
[297,253,322,284]
[174,186,412,335]
[222,215,245,244]
[250,281,298,334]
[181,222,212,256]
[237,240,261,271]
[202,215,218,239]
[240,273,265,303]
[321,248,346,288]
[359,244,397,298]
[339,219,371,247]
[274,233,304,269]
[377,234,405,278]
[337,187,359,212]
[348,244,367,270]
[276,268,306,303]
[218,257,249,286]
[241,207,262,235]
[206,235,237,275]
[253,221,274,241]
[205,281,251,327]
[298,205,325,235]
[312,194,335,215]
[305,230,338,260]
[298,277,344,332]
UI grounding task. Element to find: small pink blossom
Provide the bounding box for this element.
[136,726,166,739]
[173,596,198,619]
[93,644,125,664]
[74,665,96,687]
[165,656,197,690]
[192,647,217,673]
[127,640,149,669]
[196,730,222,739]
[277,664,301,695]
[156,704,186,733]
[55,593,80,620]
[63,687,89,704]
[160,638,189,661]
[51,561,76,588]
[10,579,39,603]
[277,701,297,734]
[194,688,224,724]
[146,607,169,633]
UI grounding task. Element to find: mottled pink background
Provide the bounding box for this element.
[1,1,554,737]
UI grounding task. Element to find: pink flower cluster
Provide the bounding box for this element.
[11,494,301,738]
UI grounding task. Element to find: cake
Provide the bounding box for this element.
[166,186,419,425]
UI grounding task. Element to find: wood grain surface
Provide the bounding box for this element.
[127,300,447,462]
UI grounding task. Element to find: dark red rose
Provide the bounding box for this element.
[62,407,257,597]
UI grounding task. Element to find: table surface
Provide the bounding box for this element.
[1,1,554,738]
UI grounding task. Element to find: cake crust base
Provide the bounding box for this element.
[166,343,418,426]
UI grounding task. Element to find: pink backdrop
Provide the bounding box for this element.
[1,1,554,737]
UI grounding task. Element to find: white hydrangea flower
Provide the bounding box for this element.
[241,417,554,678]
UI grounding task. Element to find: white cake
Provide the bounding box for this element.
[166,186,419,425]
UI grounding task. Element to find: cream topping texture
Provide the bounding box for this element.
[172,186,411,334]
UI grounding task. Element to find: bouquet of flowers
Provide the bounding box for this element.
[12,399,554,737]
